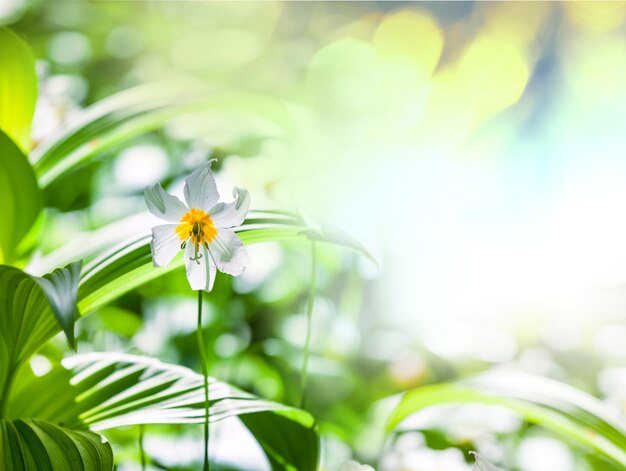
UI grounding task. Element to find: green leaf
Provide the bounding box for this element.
[24,214,372,352]
[241,411,319,471]
[93,307,142,338]
[31,81,295,188]
[75,228,305,315]
[0,418,113,471]
[33,261,82,351]
[75,213,370,315]
[28,211,306,276]
[0,264,81,412]
[9,353,318,471]
[0,266,58,408]
[386,371,626,467]
[0,27,37,153]
[0,130,42,264]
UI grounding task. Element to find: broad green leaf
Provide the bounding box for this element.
[0,418,113,471]
[93,306,143,338]
[241,411,319,471]
[386,371,626,467]
[0,130,42,264]
[31,80,296,188]
[33,261,82,350]
[0,27,37,152]
[0,266,58,409]
[9,353,318,471]
[0,264,81,411]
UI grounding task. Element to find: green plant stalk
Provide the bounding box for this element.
[196,290,210,471]
[0,364,18,418]
[0,353,28,418]
[299,242,317,409]
[138,425,146,471]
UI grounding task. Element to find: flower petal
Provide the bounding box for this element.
[183,160,219,211]
[209,187,250,228]
[184,241,216,291]
[145,183,188,222]
[150,224,182,267]
[208,228,249,276]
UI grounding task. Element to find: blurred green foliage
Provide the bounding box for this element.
[3,1,626,469]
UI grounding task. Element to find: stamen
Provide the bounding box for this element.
[189,251,203,265]
[189,243,203,265]
[176,208,218,261]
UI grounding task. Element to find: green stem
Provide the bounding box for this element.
[196,290,210,471]
[138,425,146,471]
[299,242,317,409]
[0,361,21,418]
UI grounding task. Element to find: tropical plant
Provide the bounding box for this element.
[2,18,626,471]
[0,26,370,470]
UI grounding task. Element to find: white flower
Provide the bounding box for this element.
[145,160,250,292]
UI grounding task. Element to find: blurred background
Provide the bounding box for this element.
[4,1,626,470]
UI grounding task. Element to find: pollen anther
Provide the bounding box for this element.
[176,208,217,259]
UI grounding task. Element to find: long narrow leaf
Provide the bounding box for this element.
[15,216,372,404]
[76,225,308,315]
[76,224,374,314]
[27,210,306,276]
[26,209,372,316]
[386,371,626,467]
[31,81,296,188]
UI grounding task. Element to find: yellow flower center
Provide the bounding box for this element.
[176,208,217,246]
